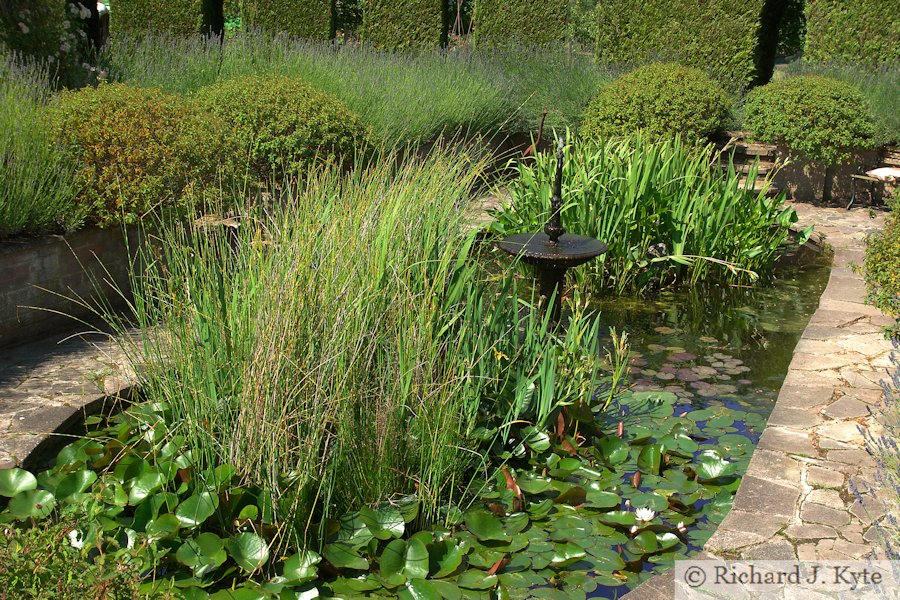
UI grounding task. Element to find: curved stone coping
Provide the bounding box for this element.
[0,330,135,471]
[623,204,893,599]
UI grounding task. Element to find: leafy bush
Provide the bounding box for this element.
[361,0,444,50]
[474,0,568,47]
[194,75,368,178]
[491,135,803,294]
[581,63,729,141]
[777,0,806,57]
[0,0,92,86]
[805,0,899,65]
[111,0,220,37]
[242,0,331,40]
[744,75,876,165]
[0,54,82,237]
[780,60,900,146]
[48,83,239,227]
[0,513,142,599]
[592,0,765,90]
[864,197,900,331]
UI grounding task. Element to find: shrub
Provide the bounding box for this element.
[0,0,92,86]
[48,83,239,227]
[779,60,899,147]
[581,63,730,141]
[361,0,444,50]
[805,0,899,65]
[474,0,568,47]
[0,54,82,237]
[744,76,876,165]
[864,197,900,331]
[194,75,369,178]
[111,0,221,37]
[592,0,765,90]
[242,0,331,40]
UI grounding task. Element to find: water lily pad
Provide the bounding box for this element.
[175,491,219,527]
[584,490,620,509]
[9,489,55,520]
[399,579,441,600]
[281,550,321,584]
[176,532,227,576]
[0,468,37,497]
[456,570,498,590]
[128,471,165,505]
[596,511,636,527]
[693,450,735,480]
[428,539,464,578]
[56,469,98,501]
[465,510,510,542]
[595,436,629,466]
[360,505,405,540]
[325,542,369,571]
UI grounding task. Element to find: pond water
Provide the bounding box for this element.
[594,248,832,421]
[581,249,832,597]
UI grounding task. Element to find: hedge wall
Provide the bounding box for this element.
[474,0,568,47]
[362,0,445,50]
[593,0,766,90]
[804,0,900,65]
[242,0,332,40]
[112,0,222,37]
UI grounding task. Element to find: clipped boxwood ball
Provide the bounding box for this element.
[581,63,730,141]
[744,75,876,165]
[48,83,240,227]
[194,75,369,179]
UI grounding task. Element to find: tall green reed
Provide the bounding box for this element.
[0,53,83,237]
[490,134,806,294]
[98,147,615,551]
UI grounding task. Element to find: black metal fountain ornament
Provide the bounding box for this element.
[496,139,608,324]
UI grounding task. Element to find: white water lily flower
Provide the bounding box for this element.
[630,525,639,534]
[677,521,687,533]
[635,507,656,522]
[67,529,84,549]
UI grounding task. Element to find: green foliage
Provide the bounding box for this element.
[864,198,900,329]
[491,135,805,294]
[474,0,568,47]
[804,0,899,65]
[777,0,806,57]
[744,75,876,164]
[111,0,215,37]
[101,32,613,143]
[581,63,730,141]
[242,0,332,40]
[361,0,444,50]
[779,60,900,146]
[0,54,82,238]
[194,74,368,179]
[0,0,93,86]
[0,511,141,598]
[592,0,765,90]
[48,83,239,227]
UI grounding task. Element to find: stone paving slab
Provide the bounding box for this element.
[623,204,893,598]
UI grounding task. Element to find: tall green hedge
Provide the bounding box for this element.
[112,0,222,37]
[804,0,900,65]
[474,0,568,47]
[362,0,445,50]
[593,0,766,90]
[243,0,332,40]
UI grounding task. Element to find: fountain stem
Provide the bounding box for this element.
[544,139,566,245]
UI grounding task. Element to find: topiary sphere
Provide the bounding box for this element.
[744,75,876,165]
[193,75,370,179]
[48,83,241,227]
[581,63,730,141]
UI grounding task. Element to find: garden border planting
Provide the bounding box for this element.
[0,204,893,595]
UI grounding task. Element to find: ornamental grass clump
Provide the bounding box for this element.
[103,147,608,551]
[48,82,242,227]
[491,134,805,294]
[581,63,730,142]
[193,74,370,179]
[0,53,82,237]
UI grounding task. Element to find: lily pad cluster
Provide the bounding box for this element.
[0,386,758,599]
